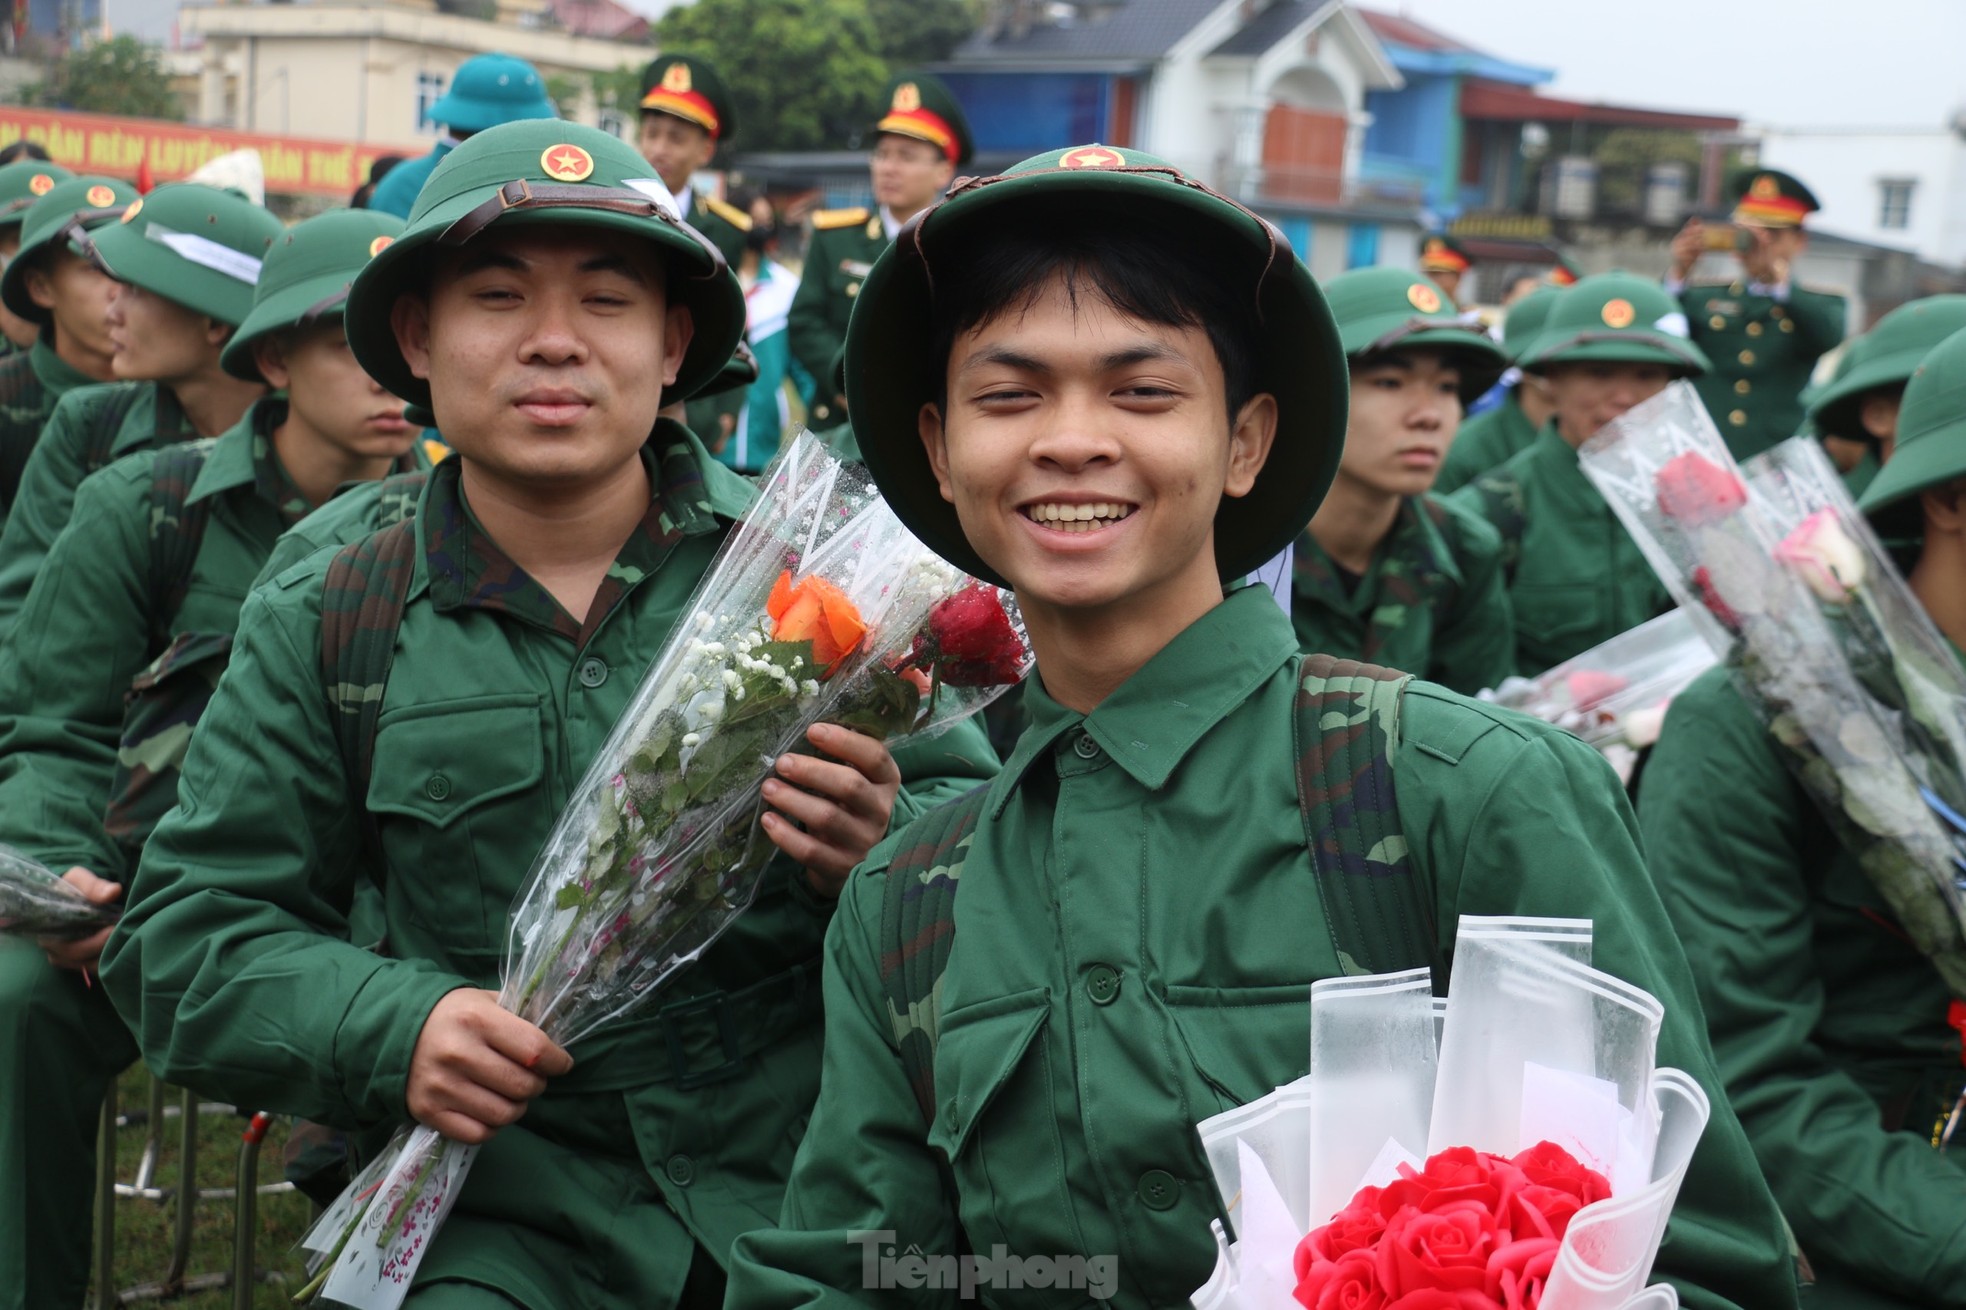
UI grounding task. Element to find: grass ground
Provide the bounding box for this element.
[90,1066,318,1309]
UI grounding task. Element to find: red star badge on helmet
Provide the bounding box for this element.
[541,144,596,183]
[369,235,394,258]
[28,173,54,196]
[1060,145,1125,170]
[85,185,116,207]
[1407,283,1442,314]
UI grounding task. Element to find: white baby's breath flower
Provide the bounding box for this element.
[698,700,724,724]
[722,669,743,690]
[681,732,701,748]
[802,679,820,697]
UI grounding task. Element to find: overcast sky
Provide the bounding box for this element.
[1383,0,1965,130]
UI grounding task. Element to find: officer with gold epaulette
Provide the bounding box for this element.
[786,72,972,425]
[636,53,752,268]
[1667,168,1847,462]
[1418,232,1475,308]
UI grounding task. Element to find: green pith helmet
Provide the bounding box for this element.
[85,183,283,327]
[1321,266,1504,403]
[220,209,406,383]
[343,120,745,414]
[639,54,734,141]
[1858,326,1966,517]
[1519,272,1711,377]
[873,71,974,168]
[1807,295,1966,443]
[0,160,73,230]
[0,176,137,325]
[427,53,556,134]
[1499,284,1562,362]
[843,143,1348,588]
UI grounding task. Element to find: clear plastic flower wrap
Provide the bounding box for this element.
[0,844,119,939]
[1191,916,1708,1310]
[1577,382,1966,996]
[297,431,1031,1307]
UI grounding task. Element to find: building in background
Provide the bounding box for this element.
[1756,119,1966,272]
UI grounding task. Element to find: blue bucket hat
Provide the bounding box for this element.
[429,53,557,134]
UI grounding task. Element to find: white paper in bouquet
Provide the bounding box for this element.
[318,1126,479,1306]
[1304,967,1437,1224]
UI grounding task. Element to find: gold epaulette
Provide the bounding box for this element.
[703,195,753,231]
[811,207,871,231]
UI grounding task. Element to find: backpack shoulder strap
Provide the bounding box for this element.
[81,383,148,477]
[146,440,220,642]
[878,784,991,1125]
[1293,653,1445,989]
[320,517,418,798]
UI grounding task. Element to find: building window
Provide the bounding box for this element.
[597,109,628,140]
[1878,178,1915,230]
[415,70,446,134]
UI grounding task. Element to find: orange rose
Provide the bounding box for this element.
[767,570,867,676]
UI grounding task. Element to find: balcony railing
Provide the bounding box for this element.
[1215,159,1426,211]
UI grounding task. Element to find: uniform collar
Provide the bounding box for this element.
[990,584,1300,814]
[187,397,307,520]
[422,418,747,643]
[28,337,95,397]
[1294,497,1459,625]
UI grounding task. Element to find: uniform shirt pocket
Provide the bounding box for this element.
[1165,983,1313,1111]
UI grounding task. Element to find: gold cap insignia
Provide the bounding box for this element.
[661,62,692,94]
[85,184,115,207]
[541,144,596,183]
[892,82,921,113]
[368,235,394,258]
[1601,298,1636,329]
[1061,145,1125,170]
[121,198,143,224]
[28,173,54,196]
[1407,282,1442,313]
[1749,174,1779,199]
[1425,238,1445,254]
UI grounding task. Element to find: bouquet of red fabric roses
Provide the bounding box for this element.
[1191,916,1708,1310]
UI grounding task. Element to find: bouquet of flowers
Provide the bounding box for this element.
[1576,382,1966,998]
[0,845,119,939]
[1190,916,1709,1310]
[1485,610,1716,783]
[296,432,1030,1308]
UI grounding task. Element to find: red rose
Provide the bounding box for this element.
[1301,1189,1390,1269]
[1381,1290,1498,1310]
[1511,1142,1611,1206]
[910,584,1026,687]
[1691,565,1743,631]
[1378,1147,1519,1221]
[1294,1249,1386,1310]
[1486,1237,1559,1310]
[1563,670,1628,711]
[1654,452,1747,527]
[1375,1201,1501,1298]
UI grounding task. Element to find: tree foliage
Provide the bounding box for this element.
[866,0,980,65]
[656,0,887,151]
[25,35,183,121]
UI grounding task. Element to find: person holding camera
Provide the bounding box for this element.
[1666,168,1845,461]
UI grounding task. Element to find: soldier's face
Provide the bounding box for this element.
[1339,350,1463,498]
[104,280,227,382]
[1543,361,1673,447]
[870,135,954,219]
[258,323,412,463]
[393,226,692,494]
[28,249,118,367]
[919,272,1276,626]
[637,113,716,195]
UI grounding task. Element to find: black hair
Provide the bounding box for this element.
[926,216,1258,420]
[0,141,50,165]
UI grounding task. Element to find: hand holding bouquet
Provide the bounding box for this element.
[298,433,1030,1307]
[0,845,119,940]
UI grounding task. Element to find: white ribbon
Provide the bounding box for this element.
[141,222,263,285]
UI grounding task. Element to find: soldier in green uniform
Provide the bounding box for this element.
[1668,168,1846,462]
[0,207,416,1310]
[1435,283,1560,494]
[786,72,972,426]
[0,175,137,529]
[101,122,996,1309]
[0,182,280,637]
[723,144,1798,1310]
[1638,324,1966,1308]
[1418,231,1475,307]
[1804,294,1966,502]
[1453,272,1711,674]
[0,158,73,351]
[1291,265,1513,694]
[368,53,557,220]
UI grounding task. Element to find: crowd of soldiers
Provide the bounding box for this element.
[0,42,1960,1310]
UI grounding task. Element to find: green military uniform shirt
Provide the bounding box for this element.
[787,211,885,417]
[1434,389,1538,495]
[1679,281,1846,462]
[681,189,752,270]
[1291,493,1513,696]
[0,378,196,637]
[724,585,1798,1310]
[0,338,96,537]
[1451,422,1668,675]
[103,425,997,1309]
[1640,666,1966,1308]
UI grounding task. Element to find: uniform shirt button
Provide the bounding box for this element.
[1738,349,1756,366]
[1137,1169,1180,1210]
[1086,964,1122,1005]
[1779,318,1795,333]
[578,656,609,688]
[425,774,451,801]
[1746,321,1764,337]
[1708,314,1726,330]
[1073,733,1101,759]
[666,1153,696,1186]
[1734,379,1752,395]
[1729,409,1748,427]
[845,281,861,298]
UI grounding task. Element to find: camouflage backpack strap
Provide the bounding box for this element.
[146,439,220,641]
[370,468,429,529]
[1293,653,1445,988]
[878,784,991,1125]
[1466,470,1527,582]
[320,517,419,796]
[79,382,148,478]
